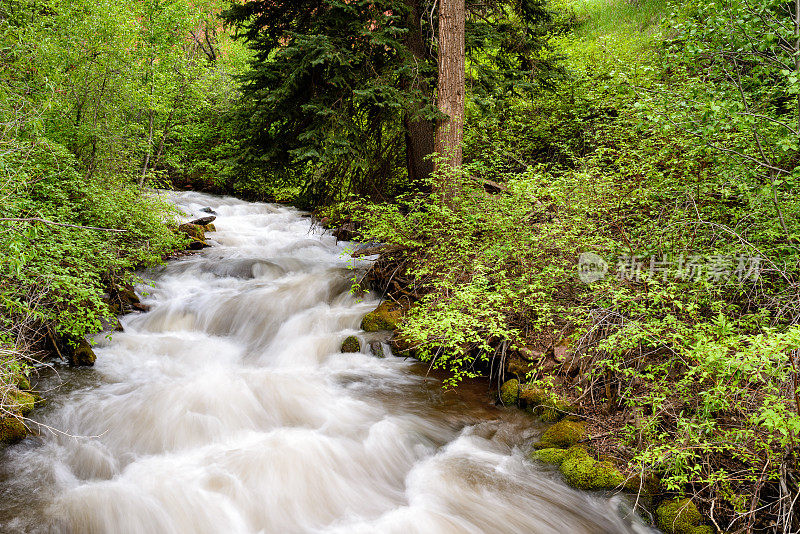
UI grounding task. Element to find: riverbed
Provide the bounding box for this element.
[0,192,654,533]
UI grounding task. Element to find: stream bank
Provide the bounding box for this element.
[0,191,655,533]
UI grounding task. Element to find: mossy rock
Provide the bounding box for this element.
[0,415,26,444]
[360,301,403,332]
[520,385,573,421]
[499,379,520,405]
[369,341,385,358]
[203,223,216,232]
[535,419,585,449]
[341,336,361,353]
[7,390,36,416]
[624,472,662,495]
[656,498,712,534]
[559,446,625,490]
[188,238,209,250]
[13,370,30,391]
[66,338,96,367]
[531,447,567,465]
[178,223,206,241]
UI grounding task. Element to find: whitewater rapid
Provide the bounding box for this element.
[0,192,654,533]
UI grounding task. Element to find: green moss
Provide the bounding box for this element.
[178,223,206,241]
[341,335,361,353]
[531,447,567,465]
[204,223,216,232]
[624,473,662,495]
[559,446,625,490]
[369,341,385,358]
[8,390,36,416]
[535,419,585,449]
[360,301,403,332]
[656,498,712,534]
[519,385,573,421]
[68,338,96,366]
[499,379,520,405]
[0,415,26,444]
[13,371,30,391]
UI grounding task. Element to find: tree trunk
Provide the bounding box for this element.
[403,0,434,187]
[434,0,465,201]
[139,109,154,188]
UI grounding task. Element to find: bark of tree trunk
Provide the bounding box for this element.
[403,0,435,188]
[434,0,465,202]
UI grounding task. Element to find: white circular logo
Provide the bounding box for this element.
[578,252,608,283]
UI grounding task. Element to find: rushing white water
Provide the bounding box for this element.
[0,192,655,534]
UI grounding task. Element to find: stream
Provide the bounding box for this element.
[0,192,655,533]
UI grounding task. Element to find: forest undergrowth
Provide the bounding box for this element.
[321,0,800,530]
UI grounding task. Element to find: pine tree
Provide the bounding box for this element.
[223,0,560,205]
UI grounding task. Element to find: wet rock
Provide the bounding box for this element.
[203,223,216,232]
[190,216,216,226]
[341,336,361,353]
[0,415,26,444]
[656,498,711,534]
[499,379,520,405]
[200,207,217,214]
[178,223,206,241]
[177,223,210,250]
[66,338,96,367]
[333,223,357,242]
[559,446,625,491]
[116,285,141,314]
[131,302,151,312]
[103,284,141,315]
[369,341,385,358]
[534,419,585,449]
[360,301,403,332]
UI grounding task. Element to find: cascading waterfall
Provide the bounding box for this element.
[0,192,656,534]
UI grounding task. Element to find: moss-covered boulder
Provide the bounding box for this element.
[341,336,361,353]
[178,223,205,241]
[499,379,520,405]
[360,301,403,332]
[623,472,662,495]
[559,446,625,490]
[531,447,568,465]
[204,223,216,232]
[13,370,30,391]
[8,390,36,416]
[656,498,712,534]
[535,419,585,449]
[520,385,573,422]
[0,415,26,444]
[177,223,209,250]
[369,341,385,358]
[66,338,96,367]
